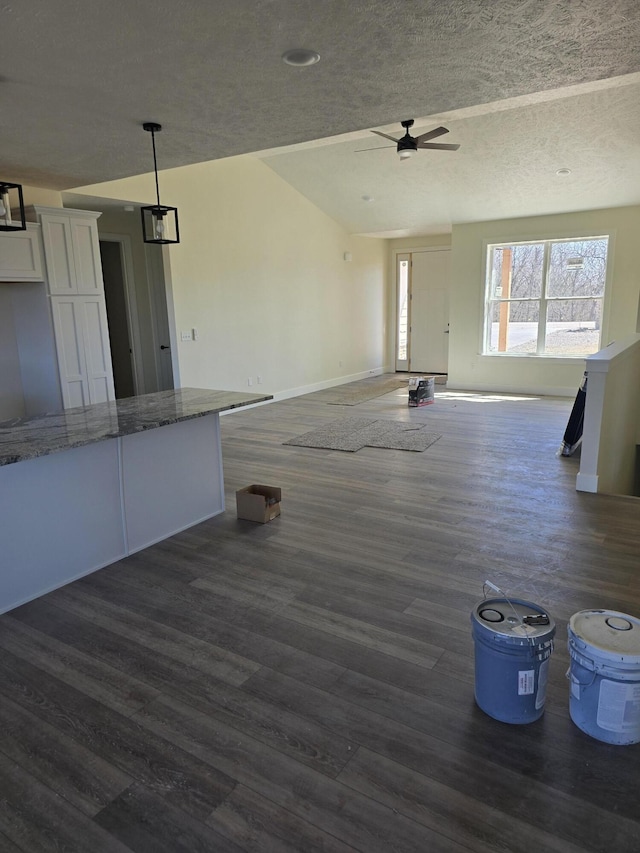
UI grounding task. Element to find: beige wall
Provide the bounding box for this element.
[21,186,63,208]
[449,206,640,396]
[73,156,388,397]
[389,235,452,251]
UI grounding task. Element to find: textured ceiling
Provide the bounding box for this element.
[258,75,640,235]
[2,0,640,234]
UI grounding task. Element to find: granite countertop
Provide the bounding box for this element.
[0,388,272,466]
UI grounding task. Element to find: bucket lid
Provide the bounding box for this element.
[568,610,640,664]
[472,597,555,639]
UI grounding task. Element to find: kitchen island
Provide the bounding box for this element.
[0,388,271,613]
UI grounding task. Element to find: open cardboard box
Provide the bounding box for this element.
[236,484,282,523]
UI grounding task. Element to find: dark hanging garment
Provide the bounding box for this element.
[560,372,587,456]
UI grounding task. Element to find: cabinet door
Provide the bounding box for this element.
[50,296,115,408]
[41,216,77,295]
[78,296,116,404]
[50,297,90,407]
[0,228,44,281]
[69,217,104,294]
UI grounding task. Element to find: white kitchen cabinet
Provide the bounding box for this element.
[50,295,115,408]
[12,206,116,411]
[33,207,104,295]
[0,225,44,281]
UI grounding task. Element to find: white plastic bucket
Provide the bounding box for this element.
[567,609,640,745]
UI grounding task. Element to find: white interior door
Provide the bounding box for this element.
[409,249,450,374]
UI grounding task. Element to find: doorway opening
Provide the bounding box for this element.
[394,249,451,375]
[100,236,139,398]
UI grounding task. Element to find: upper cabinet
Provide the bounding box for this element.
[28,206,104,295]
[0,225,44,281]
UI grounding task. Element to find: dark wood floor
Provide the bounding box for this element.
[1,382,640,852]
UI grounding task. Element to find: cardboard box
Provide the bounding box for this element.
[408,376,435,407]
[236,484,282,523]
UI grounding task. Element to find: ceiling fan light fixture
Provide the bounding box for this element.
[399,149,413,160]
[281,48,320,67]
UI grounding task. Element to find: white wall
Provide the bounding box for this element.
[72,156,388,398]
[449,206,640,396]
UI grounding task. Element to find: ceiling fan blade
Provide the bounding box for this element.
[371,130,400,143]
[417,142,461,151]
[415,126,449,143]
[355,145,395,152]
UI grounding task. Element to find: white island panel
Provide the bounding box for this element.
[0,439,126,612]
[122,413,224,553]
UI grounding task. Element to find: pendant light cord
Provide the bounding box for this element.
[150,128,161,209]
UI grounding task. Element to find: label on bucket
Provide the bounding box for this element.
[597,680,640,733]
[518,670,535,696]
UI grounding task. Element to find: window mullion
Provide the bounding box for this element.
[538,241,551,353]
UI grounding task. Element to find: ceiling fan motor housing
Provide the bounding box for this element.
[397,135,418,153]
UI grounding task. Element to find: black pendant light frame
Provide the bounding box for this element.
[0,181,26,232]
[140,122,180,245]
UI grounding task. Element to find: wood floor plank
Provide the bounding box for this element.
[0,614,160,717]
[209,783,360,853]
[0,694,132,818]
[241,666,639,852]
[132,693,472,853]
[0,650,236,821]
[93,783,244,853]
[0,758,134,853]
[47,583,262,687]
[337,747,591,853]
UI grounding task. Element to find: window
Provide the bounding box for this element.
[484,236,609,356]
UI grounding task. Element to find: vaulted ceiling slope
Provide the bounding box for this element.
[2,0,640,191]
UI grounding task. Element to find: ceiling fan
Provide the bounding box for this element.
[357,119,460,160]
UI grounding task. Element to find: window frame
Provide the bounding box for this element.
[482,234,611,358]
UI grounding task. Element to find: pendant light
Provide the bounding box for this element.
[0,181,26,231]
[140,122,179,244]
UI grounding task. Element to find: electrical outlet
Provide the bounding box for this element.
[181,330,192,342]
[257,375,263,384]
[247,377,253,386]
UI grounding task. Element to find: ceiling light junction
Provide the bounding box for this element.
[281,48,320,67]
[140,122,180,245]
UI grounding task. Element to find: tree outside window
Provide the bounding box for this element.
[484,237,608,356]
